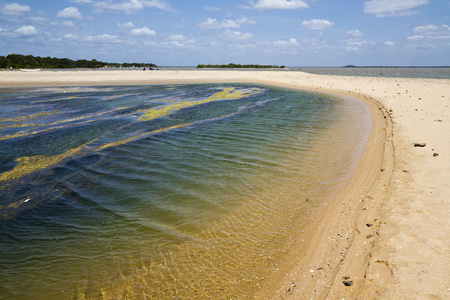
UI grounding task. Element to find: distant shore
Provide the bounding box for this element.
[0,70,448,299]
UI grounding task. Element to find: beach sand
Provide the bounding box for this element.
[1,70,449,299]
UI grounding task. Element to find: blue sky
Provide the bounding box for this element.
[0,0,449,66]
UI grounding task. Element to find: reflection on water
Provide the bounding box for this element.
[0,84,371,299]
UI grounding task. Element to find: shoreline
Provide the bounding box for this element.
[1,70,448,298]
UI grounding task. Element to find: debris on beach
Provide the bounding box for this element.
[343,280,354,286]
[413,143,426,147]
[342,277,353,286]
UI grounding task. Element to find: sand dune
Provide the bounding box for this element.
[1,69,448,299]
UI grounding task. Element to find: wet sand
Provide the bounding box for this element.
[1,69,449,299]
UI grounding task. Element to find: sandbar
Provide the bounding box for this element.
[1,69,449,299]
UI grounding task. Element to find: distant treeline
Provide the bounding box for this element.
[0,54,157,69]
[197,63,285,69]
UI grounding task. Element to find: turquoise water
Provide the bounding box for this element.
[0,84,371,299]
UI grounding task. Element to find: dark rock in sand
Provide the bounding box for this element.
[414,143,426,147]
[343,280,353,286]
[433,153,439,157]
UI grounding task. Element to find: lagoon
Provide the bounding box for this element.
[0,84,370,299]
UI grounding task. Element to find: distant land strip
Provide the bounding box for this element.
[0,54,157,69]
[197,63,285,69]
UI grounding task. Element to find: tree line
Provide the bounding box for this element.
[197,63,285,69]
[0,54,157,69]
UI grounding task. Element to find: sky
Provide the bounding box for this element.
[0,0,449,66]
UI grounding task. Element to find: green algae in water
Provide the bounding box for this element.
[0,84,371,299]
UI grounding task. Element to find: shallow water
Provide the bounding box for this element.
[0,84,371,299]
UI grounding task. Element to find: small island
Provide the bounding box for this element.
[0,54,157,69]
[197,63,285,69]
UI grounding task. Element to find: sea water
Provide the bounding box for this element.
[0,84,371,299]
[296,67,450,79]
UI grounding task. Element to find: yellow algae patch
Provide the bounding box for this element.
[32,96,82,103]
[98,134,148,150]
[138,102,189,121]
[138,87,263,122]
[0,198,31,210]
[0,107,129,141]
[42,106,129,126]
[99,123,189,150]
[0,111,58,122]
[0,87,263,181]
[0,144,86,182]
[0,123,31,130]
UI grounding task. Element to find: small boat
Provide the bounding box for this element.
[20,69,41,72]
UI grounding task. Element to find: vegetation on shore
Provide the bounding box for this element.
[197,63,285,69]
[0,54,157,69]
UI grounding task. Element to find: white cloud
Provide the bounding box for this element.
[168,34,184,41]
[364,0,430,17]
[140,0,174,11]
[63,21,76,27]
[384,41,396,46]
[199,17,256,29]
[45,32,62,42]
[204,6,221,12]
[93,0,174,14]
[57,7,83,19]
[64,33,79,40]
[199,18,236,29]
[221,29,254,41]
[251,0,309,10]
[15,25,37,36]
[29,16,49,22]
[274,38,298,46]
[302,19,335,30]
[95,0,142,13]
[170,41,183,47]
[85,34,121,42]
[347,41,369,47]
[131,26,156,36]
[413,24,439,33]
[236,17,257,26]
[345,30,363,37]
[345,40,375,51]
[407,24,450,40]
[170,39,196,49]
[2,3,31,15]
[118,22,135,29]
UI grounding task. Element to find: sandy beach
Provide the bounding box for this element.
[1,70,448,299]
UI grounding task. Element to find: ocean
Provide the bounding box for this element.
[0,84,371,299]
[155,66,450,79]
[295,67,450,79]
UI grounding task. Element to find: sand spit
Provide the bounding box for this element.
[1,70,449,299]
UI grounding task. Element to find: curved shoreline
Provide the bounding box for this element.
[1,70,448,298]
